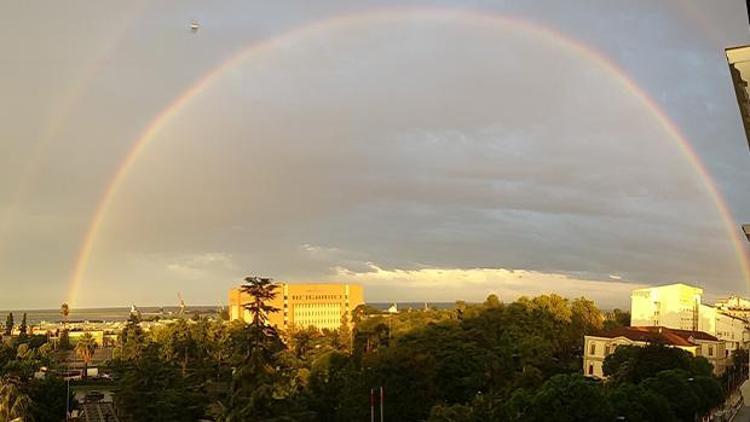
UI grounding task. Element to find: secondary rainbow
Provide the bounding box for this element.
[65,7,750,306]
[0,1,149,254]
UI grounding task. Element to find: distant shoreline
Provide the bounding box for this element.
[0,302,459,324]
[0,302,459,313]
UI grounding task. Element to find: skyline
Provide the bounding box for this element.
[1,1,750,308]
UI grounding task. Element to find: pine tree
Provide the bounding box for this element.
[18,313,28,340]
[239,276,279,329]
[3,313,12,336]
[59,329,71,350]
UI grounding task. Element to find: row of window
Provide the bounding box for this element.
[287,294,348,301]
[294,311,343,317]
[293,303,343,308]
[591,342,718,359]
[294,319,341,326]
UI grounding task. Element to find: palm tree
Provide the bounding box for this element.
[60,303,69,323]
[75,333,98,380]
[0,378,31,421]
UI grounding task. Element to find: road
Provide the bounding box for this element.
[736,381,750,421]
[736,406,750,422]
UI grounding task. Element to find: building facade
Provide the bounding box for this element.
[630,283,750,354]
[583,326,727,378]
[699,304,750,353]
[630,283,702,330]
[229,283,364,331]
[715,295,750,321]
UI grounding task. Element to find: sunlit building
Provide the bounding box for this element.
[229,283,364,331]
[583,326,726,378]
[715,295,750,321]
[630,283,702,330]
[630,283,750,354]
[698,304,749,354]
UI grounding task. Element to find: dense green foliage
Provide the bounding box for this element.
[0,332,69,421]
[4,314,12,337]
[0,284,735,421]
[105,284,742,421]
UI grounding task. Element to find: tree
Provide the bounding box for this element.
[163,319,196,377]
[607,382,675,422]
[114,344,203,421]
[0,378,32,421]
[58,329,71,350]
[27,377,71,422]
[603,308,630,329]
[603,344,710,384]
[60,303,70,326]
[75,333,98,380]
[4,314,12,337]
[728,348,749,387]
[640,369,702,421]
[483,294,502,308]
[337,314,353,352]
[351,304,379,325]
[239,276,279,329]
[428,403,474,422]
[18,313,28,341]
[570,297,603,335]
[526,374,613,421]
[118,313,146,361]
[220,275,307,420]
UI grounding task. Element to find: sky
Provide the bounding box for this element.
[0,0,749,309]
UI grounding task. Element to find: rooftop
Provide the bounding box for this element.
[631,282,702,292]
[591,326,719,347]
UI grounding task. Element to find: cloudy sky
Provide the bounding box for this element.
[1,0,749,309]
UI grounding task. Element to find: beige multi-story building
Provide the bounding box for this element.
[698,304,749,353]
[229,283,364,331]
[583,326,726,378]
[630,283,750,354]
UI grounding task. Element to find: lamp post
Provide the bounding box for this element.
[65,377,70,420]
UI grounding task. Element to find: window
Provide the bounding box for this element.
[588,364,594,375]
[708,345,714,357]
[604,345,610,355]
[589,343,596,356]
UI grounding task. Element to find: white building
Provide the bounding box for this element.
[630,283,750,355]
[699,304,749,353]
[715,295,750,321]
[630,283,702,330]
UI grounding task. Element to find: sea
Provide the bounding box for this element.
[0,302,457,325]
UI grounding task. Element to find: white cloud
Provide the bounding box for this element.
[329,264,646,308]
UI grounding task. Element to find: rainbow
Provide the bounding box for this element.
[65,7,750,306]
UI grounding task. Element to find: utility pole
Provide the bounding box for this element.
[65,377,70,420]
[380,386,384,422]
[370,388,375,422]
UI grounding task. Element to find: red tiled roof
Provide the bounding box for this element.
[591,326,718,347]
